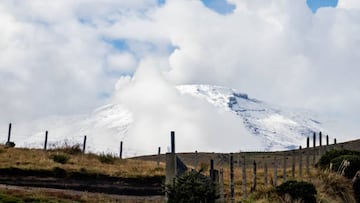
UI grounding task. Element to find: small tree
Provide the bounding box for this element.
[166,170,218,203]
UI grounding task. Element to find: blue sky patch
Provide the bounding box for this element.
[201,0,236,15]
[157,0,166,6]
[307,0,338,13]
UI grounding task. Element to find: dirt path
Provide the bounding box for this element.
[0,184,165,202]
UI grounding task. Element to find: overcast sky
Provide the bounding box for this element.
[1,0,359,144]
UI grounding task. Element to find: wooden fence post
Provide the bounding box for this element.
[171,131,175,153]
[319,131,323,156]
[283,154,287,183]
[326,135,329,146]
[306,147,310,176]
[7,123,11,143]
[264,157,268,186]
[219,169,225,203]
[82,135,87,154]
[292,150,295,179]
[242,155,247,199]
[44,131,48,151]
[313,132,316,165]
[252,160,257,192]
[299,146,303,180]
[120,141,123,159]
[210,159,215,181]
[274,157,277,186]
[307,136,310,148]
[157,147,161,167]
[195,150,198,170]
[230,153,234,203]
[165,131,176,186]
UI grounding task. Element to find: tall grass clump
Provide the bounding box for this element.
[98,153,117,164]
[50,154,70,164]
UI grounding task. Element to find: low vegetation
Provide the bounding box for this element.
[275,180,316,203]
[166,170,218,203]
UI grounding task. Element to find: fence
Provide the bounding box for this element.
[163,131,356,202]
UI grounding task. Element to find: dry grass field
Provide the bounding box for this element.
[0,139,358,202]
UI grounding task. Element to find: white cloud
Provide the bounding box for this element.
[106,52,137,73]
[1,0,360,151]
[338,0,360,9]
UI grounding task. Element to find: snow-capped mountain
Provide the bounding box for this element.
[8,84,325,155]
[177,85,324,150]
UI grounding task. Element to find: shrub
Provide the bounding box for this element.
[166,170,218,203]
[318,149,360,169]
[276,180,317,203]
[50,154,70,164]
[58,144,82,155]
[98,153,116,164]
[331,155,360,178]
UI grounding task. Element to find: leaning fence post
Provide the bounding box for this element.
[242,155,247,199]
[7,123,12,143]
[82,135,87,154]
[44,131,48,151]
[119,141,123,159]
[230,153,235,203]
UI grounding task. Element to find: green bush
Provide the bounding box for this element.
[317,149,360,169]
[166,170,218,203]
[331,155,360,178]
[50,154,70,164]
[276,180,317,203]
[98,153,116,164]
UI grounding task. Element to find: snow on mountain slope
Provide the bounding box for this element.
[177,85,324,150]
[12,104,133,154]
[8,84,325,155]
